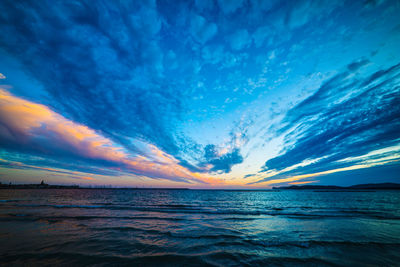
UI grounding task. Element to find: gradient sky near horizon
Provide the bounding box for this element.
[0,0,400,188]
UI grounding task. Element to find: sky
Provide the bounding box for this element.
[0,0,399,188]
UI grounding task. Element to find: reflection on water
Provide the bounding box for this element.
[1,189,400,266]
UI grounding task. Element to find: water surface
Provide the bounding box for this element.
[1,189,399,266]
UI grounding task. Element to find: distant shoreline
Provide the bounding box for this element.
[1,182,400,190]
[0,183,190,190]
[272,183,400,190]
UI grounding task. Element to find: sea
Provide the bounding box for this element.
[0,189,399,266]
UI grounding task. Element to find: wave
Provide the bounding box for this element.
[152,204,196,208]
[221,217,257,221]
[1,214,187,223]
[0,199,22,202]
[242,239,400,249]
[90,226,243,241]
[0,252,216,266]
[6,202,400,220]
[0,250,348,266]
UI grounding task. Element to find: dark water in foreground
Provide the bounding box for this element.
[0,189,400,266]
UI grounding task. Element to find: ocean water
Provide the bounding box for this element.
[0,189,400,266]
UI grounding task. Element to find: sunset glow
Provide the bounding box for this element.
[0,0,399,188]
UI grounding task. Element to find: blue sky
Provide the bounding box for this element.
[0,0,399,188]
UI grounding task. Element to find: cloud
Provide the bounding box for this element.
[347,59,370,71]
[0,0,186,161]
[228,29,251,50]
[250,161,396,186]
[0,150,122,177]
[253,60,400,184]
[198,121,249,174]
[0,158,95,181]
[252,26,271,48]
[243,173,256,179]
[190,14,218,44]
[202,45,225,65]
[0,89,212,184]
[130,4,162,37]
[289,180,319,185]
[285,0,343,29]
[195,0,214,11]
[217,0,245,14]
[70,176,95,181]
[203,144,243,173]
[0,73,5,79]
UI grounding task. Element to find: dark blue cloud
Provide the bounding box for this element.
[217,0,245,15]
[254,61,400,183]
[243,173,256,179]
[228,29,250,50]
[309,163,400,186]
[190,14,218,44]
[203,144,243,173]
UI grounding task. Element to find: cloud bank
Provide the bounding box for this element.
[0,89,211,184]
[0,0,399,187]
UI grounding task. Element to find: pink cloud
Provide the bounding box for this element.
[0,89,217,184]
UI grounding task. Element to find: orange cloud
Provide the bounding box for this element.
[0,89,215,184]
[74,176,95,181]
[255,159,400,187]
[289,180,319,185]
